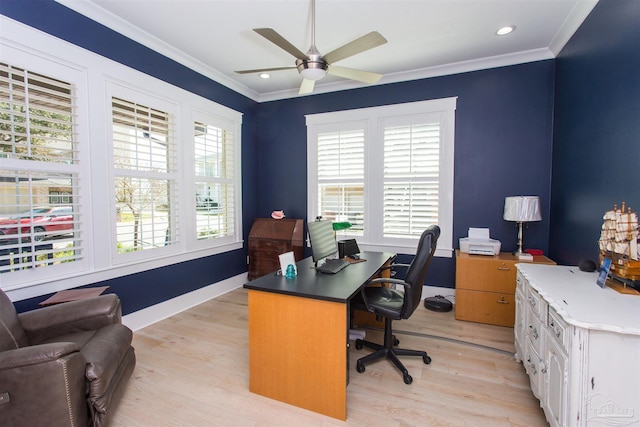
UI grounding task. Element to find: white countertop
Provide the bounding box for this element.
[516,263,640,335]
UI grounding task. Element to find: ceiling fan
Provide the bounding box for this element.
[235,0,387,94]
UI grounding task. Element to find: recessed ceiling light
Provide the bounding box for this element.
[259,73,271,79]
[496,25,516,36]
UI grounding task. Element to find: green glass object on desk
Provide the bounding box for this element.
[285,264,296,279]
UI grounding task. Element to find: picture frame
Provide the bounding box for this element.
[596,257,612,288]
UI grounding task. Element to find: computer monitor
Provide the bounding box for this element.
[307,220,338,265]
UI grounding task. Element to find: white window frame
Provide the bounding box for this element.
[307,98,456,258]
[0,17,243,300]
[106,84,180,264]
[0,41,91,290]
[187,105,243,251]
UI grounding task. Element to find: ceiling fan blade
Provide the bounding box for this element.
[323,31,387,64]
[299,78,315,94]
[253,28,308,60]
[235,66,296,74]
[328,65,383,84]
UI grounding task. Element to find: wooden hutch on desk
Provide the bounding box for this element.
[247,218,304,280]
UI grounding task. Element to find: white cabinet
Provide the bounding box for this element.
[516,264,640,427]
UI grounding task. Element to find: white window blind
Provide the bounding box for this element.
[317,129,365,233]
[194,120,235,240]
[0,63,78,163]
[383,122,440,237]
[112,97,177,253]
[0,62,83,273]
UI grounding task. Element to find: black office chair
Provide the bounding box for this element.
[355,225,440,384]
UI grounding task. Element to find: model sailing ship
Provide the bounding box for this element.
[598,202,640,287]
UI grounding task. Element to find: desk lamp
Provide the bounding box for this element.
[503,196,541,256]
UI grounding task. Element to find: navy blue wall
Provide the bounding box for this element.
[550,0,640,265]
[257,61,556,288]
[1,0,260,314]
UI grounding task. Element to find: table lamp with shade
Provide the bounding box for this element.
[503,196,541,256]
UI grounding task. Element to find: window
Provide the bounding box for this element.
[0,62,84,274]
[1,19,243,296]
[382,120,440,237]
[307,98,456,256]
[112,97,176,255]
[316,127,365,232]
[193,115,237,243]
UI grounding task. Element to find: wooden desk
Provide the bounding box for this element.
[243,251,395,420]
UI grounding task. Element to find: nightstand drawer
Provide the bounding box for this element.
[454,289,515,327]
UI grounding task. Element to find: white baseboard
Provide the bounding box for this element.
[122,273,247,331]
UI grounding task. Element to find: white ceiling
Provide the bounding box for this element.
[55,0,598,102]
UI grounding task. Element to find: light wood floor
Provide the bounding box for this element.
[111,287,547,426]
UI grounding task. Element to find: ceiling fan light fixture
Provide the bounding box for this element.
[296,59,328,81]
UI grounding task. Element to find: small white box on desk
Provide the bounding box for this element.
[459,227,501,255]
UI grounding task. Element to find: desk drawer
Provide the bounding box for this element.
[456,258,516,294]
[455,289,515,327]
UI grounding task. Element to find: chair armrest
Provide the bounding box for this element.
[389,263,411,269]
[0,342,81,370]
[377,263,410,275]
[19,294,122,344]
[359,277,408,312]
[366,277,407,287]
[0,343,88,426]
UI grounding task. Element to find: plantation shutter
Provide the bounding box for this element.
[194,120,235,240]
[383,122,440,237]
[0,62,83,272]
[111,97,177,252]
[317,129,365,232]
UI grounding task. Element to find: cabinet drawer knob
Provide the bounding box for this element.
[497,296,509,304]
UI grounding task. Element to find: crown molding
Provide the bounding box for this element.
[55,0,595,104]
[549,0,599,56]
[54,0,260,101]
[258,48,555,102]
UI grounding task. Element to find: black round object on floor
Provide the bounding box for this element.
[424,296,453,312]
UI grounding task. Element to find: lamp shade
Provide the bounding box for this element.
[503,196,541,222]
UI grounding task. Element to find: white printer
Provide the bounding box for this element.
[459,227,501,256]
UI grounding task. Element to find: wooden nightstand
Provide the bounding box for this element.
[454,250,555,327]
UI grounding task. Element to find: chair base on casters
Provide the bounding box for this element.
[355,318,431,384]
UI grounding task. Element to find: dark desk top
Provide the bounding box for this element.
[243,251,396,303]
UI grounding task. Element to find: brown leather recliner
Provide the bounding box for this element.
[0,289,136,427]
